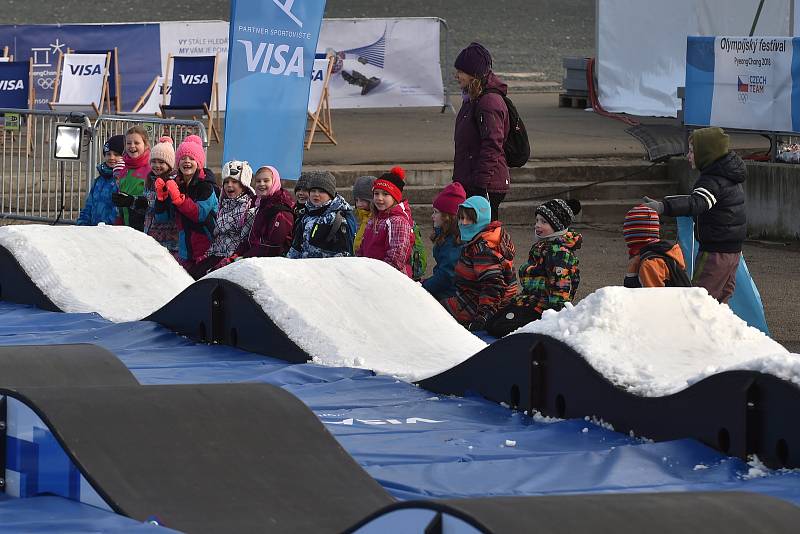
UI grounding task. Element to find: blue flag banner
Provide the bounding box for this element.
[677,216,770,335]
[0,61,30,109]
[224,0,327,179]
[169,56,216,107]
[0,24,160,111]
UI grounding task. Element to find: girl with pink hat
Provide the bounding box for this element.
[422,182,467,301]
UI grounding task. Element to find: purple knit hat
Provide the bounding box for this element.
[454,42,493,79]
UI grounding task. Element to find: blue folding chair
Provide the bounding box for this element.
[160,54,220,143]
[0,59,34,151]
[73,48,121,113]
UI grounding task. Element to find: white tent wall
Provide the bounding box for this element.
[597,0,792,118]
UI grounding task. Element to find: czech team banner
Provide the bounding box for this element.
[225,0,326,179]
[685,35,800,133]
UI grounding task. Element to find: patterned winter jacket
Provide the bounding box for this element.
[236,188,295,258]
[357,200,415,278]
[173,169,219,262]
[143,172,179,253]
[287,195,356,259]
[77,163,117,226]
[206,191,254,258]
[514,231,582,315]
[115,150,151,229]
[451,221,519,323]
[422,230,464,301]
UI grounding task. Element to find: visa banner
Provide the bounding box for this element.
[224,0,326,179]
[685,35,800,133]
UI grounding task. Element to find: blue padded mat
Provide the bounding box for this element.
[0,301,798,509]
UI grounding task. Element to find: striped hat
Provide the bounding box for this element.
[623,205,660,249]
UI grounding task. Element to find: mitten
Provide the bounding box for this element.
[133,196,149,211]
[467,316,487,332]
[166,179,185,205]
[112,160,127,179]
[111,192,134,208]
[642,196,664,215]
[217,254,239,268]
[155,178,168,201]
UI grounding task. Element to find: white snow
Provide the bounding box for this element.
[204,256,487,382]
[0,225,192,322]
[515,287,798,396]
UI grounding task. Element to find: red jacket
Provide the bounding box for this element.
[357,200,414,278]
[451,221,518,322]
[236,188,295,258]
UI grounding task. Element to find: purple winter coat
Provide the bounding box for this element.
[453,72,510,194]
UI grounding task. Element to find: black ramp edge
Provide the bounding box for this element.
[346,492,800,533]
[419,333,800,468]
[146,278,310,363]
[0,344,137,387]
[0,245,60,312]
[7,383,392,534]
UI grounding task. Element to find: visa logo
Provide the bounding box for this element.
[179,74,209,85]
[237,40,304,77]
[0,79,24,90]
[69,64,102,76]
[311,69,323,81]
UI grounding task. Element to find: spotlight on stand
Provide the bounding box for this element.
[52,113,90,161]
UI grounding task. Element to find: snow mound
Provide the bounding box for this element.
[515,287,798,396]
[0,225,192,322]
[204,257,487,382]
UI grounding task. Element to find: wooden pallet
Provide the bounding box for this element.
[559,93,589,109]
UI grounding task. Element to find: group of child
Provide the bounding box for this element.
[78,126,688,335]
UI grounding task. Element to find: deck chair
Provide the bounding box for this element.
[0,59,35,152]
[49,52,111,117]
[305,54,337,149]
[131,76,170,115]
[160,54,220,143]
[73,48,121,113]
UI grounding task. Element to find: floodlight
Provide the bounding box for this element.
[53,123,84,160]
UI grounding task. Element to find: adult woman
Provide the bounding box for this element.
[452,42,510,221]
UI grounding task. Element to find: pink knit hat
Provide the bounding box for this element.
[149,136,175,169]
[175,135,206,177]
[255,165,282,197]
[433,182,467,215]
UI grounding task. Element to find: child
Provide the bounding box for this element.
[77,134,124,226]
[357,167,415,277]
[422,182,466,300]
[293,173,311,219]
[232,165,295,259]
[155,134,219,275]
[623,205,690,288]
[188,160,255,279]
[287,171,356,258]
[112,125,151,231]
[486,198,582,338]
[352,175,375,252]
[443,196,518,331]
[142,136,180,256]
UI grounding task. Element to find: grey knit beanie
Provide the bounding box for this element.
[295,172,311,192]
[352,175,376,203]
[304,170,337,198]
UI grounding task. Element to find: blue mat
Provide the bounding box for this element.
[0,301,798,512]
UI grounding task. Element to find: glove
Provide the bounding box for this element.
[217,255,239,268]
[467,316,487,332]
[133,196,149,210]
[166,179,185,206]
[111,191,134,208]
[155,178,169,202]
[112,160,127,179]
[642,196,664,215]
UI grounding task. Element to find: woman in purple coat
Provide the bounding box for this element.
[452,42,510,221]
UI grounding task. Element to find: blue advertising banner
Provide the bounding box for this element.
[685,35,800,133]
[0,61,30,109]
[224,0,327,179]
[677,216,770,335]
[0,24,160,111]
[168,56,216,107]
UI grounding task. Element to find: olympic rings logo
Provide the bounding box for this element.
[37,77,55,90]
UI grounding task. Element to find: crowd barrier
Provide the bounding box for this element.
[0,108,206,223]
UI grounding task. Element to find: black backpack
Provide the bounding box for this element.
[476,88,531,167]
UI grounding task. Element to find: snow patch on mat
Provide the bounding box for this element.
[205,257,487,381]
[0,225,192,322]
[515,287,797,396]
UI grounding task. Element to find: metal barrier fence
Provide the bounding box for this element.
[0,109,207,224]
